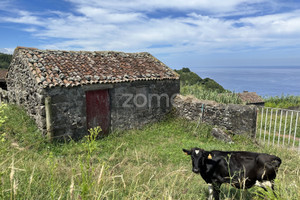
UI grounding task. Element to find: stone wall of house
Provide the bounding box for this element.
[44,86,87,139]
[6,55,46,132]
[43,79,180,139]
[7,65,180,140]
[173,95,257,137]
[110,79,180,130]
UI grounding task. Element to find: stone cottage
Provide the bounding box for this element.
[7,47,180,139]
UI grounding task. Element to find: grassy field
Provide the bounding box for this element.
[0,104,300,200]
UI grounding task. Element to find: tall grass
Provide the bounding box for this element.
[181,84,242,104]
[264,95,300,109]
[0,104,299,199]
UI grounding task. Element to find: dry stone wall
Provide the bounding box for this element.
[173,95,257,137]
[7,54,46,132]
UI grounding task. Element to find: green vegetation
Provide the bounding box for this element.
[176,68,300,108]
[1,104,299,199]
[181,84,242,104]
[175,67,225,92]
[176,67,242,104]
[0,53,12,69]
[264,95,300,109]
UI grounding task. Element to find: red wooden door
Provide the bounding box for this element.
[86,89,110,134]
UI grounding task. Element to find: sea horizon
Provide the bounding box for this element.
[193,66,300,97]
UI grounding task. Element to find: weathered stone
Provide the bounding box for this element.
[36,93,44,104]
[173,95,257,137]
[211,128,233,143]
[51,94,68,103]
[110,80,180,131]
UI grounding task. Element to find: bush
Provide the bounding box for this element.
[175,68,202,85]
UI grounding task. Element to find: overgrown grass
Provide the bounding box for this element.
[181,84,242,104]
[264,95,300,109]
[0,104,300,199]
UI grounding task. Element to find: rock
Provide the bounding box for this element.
[211,128,233,143]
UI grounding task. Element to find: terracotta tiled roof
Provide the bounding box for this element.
[0,69,8,82]
[12,47,179,88]
[238,92,264,104]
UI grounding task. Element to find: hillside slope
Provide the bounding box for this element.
[175,67,225,92]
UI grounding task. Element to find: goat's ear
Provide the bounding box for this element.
[183,149,192,155]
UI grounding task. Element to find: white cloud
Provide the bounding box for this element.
[0,0,11,11]
[239,10,300,35]
[1,0,300,59]
[0,48,14,54]
[76,7,145,23]
[1,10,44,26]
[67,0,267,13]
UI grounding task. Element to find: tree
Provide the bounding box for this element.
[0,53,12,69]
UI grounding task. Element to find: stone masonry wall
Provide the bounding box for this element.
[43,79,180,139]
[7,70,179,140]
[44,86,88,139]
[7,54,46,132]
[6,49,180,139]
[173,95,257,137]
[110,79,180,130]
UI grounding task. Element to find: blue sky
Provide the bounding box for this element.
[1,0,300,68]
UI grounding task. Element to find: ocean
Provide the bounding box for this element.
[194,66,300,97]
